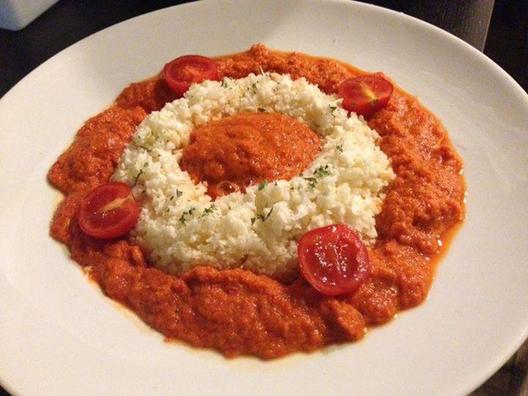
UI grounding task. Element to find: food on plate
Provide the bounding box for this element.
[78,182,139,239]
[163,55,221,97]
[297,224,370,296]
[48,44,465,359]
[338,75,394,118]
[112,72,393,277]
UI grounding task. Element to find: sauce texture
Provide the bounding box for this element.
[180,112,321,198]
[48,44,465,358]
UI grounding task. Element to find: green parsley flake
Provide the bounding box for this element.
[253,206,274,224]
[202,205,217,217]
[179,207,196,225]
[258,180,268,191]
[304,165,332,188]
[169,189,183,202]
[314,165,331,178]
[133,163,148,186]
[263,206,274,221]
[304,176,318,188]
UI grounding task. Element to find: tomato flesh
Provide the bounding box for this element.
[338,75,393,118]
[163,55,220,97]
[297,224,370,296]
[78,182,139,239]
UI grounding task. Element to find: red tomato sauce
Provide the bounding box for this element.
[48,44,465,359]
[180,112,321,198]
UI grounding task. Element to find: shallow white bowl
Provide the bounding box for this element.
[1,0,527,395]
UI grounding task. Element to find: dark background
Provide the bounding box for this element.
[0,0,527,97]
[1,1,527,395]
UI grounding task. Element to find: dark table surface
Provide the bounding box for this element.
[1,1,527,395]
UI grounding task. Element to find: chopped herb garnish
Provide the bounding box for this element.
[263,206,274,221]
[304,176,318,188]
[253,206,274,224]
[169,189,182,201]
[304,165,331,188]
[179,207,196,225]
[134,169,144,185]
[258,180,268,191]
[202,204,217,217]
[221,80,228,88]
[133,163,148,186]
[329,105,337,112]
[252,82,257,92]
[314,164,331,178]
[336,144,343,152]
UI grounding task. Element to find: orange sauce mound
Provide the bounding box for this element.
[48,44,465,359]
[180,112,321,198]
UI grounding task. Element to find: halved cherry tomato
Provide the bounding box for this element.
[297,224,370,296]
[78,182,139,239]
[338,75,393,118]
[163,55,220,97]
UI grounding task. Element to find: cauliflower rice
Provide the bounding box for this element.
[112,73,395,276]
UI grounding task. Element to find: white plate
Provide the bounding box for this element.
[1,0,527,394]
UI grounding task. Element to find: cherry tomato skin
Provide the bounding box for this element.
[78,182,139,239]
[297,224,370,296]
[163,55,220,97]
[338,75,393,118]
